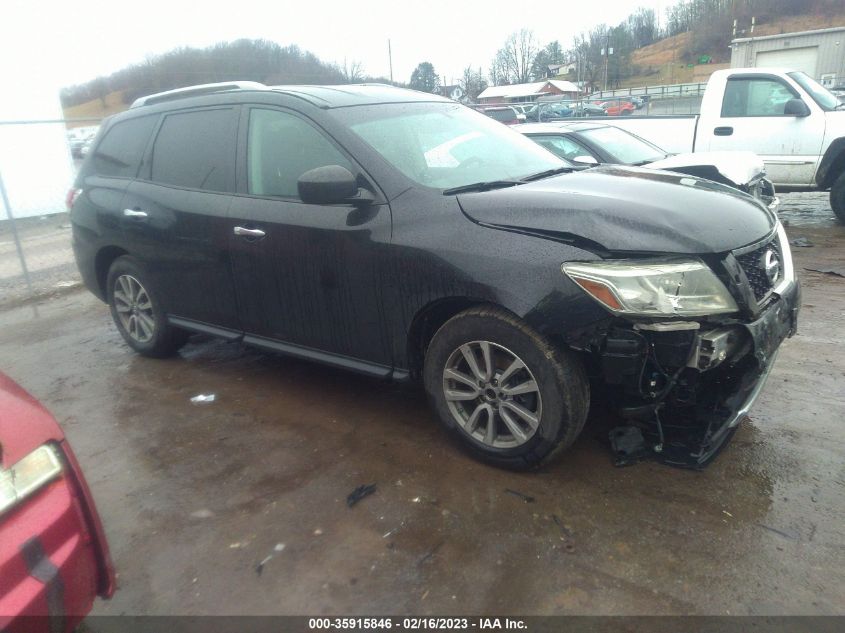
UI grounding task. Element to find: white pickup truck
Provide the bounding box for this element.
[603,68,845,221]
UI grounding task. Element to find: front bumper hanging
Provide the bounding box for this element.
[605,278,800,469]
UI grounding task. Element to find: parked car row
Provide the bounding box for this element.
[522,101,607,121]
[597,99,635,116]
[478,99,638,124]
[65,126,99,159]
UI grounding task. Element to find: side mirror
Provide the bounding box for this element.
[298,165,358,205]
[784,98,811,117]
[572,155,599,166]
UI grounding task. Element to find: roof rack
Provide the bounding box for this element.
[130,81,267,108]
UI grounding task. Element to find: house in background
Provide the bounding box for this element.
[438,84,466,102]
[547,62,576,78]
[476,79,581,104]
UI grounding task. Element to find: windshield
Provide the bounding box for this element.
[334,102,566,189]
[579,125,667,164]
[788,71,840,110]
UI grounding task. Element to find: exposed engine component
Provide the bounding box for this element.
[688,327,744,371]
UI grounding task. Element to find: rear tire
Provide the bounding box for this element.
[831,172,845,223]
[106,256,188,358]
[423,306,589,470]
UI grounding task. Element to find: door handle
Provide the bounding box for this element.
[123,208,148,218]
[233,226,266,238]
[714,126,734,136]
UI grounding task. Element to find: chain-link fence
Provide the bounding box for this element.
[0,118,100,308]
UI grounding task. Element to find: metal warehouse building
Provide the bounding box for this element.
[730,26,845,87]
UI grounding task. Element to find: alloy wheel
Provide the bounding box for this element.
[442,341,543,448]
[113,274,155,343]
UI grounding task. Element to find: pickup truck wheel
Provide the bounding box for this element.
[423,306,589,470]
[831,172,845,223]
[106,256,189,358]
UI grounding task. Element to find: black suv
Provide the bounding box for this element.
[70,82,800,469]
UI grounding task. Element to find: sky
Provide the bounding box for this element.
[2,0,670,92]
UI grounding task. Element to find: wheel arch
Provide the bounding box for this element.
[94,246,129,299]
[406,297,506,379]
[816,137,845,190]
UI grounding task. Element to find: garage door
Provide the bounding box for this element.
[755,47,818,77]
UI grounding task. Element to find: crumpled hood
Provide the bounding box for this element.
[457,165,775,255]
[645,150,765,187]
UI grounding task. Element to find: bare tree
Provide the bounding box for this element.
[627,8,658,48]
[491,29,539,85]
[460,66,488,101]
[570,29,605,93]
[489,50,510,86]
[531,40,566,80]
[340,58,365,83]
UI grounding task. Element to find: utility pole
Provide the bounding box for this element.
[602,33,613,92]
[388,39,393,83]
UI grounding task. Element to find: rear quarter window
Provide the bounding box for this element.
[88,115,157,179]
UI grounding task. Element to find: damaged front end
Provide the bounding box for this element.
[645,151,780,215]
[565,223,800,468]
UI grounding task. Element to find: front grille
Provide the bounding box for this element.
[735,237,781,302]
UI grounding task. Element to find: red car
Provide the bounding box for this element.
[0,373,114,632]
[598,100,635,116]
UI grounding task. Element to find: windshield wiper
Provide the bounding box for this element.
[520,166,575,182]
[442,180,522,195]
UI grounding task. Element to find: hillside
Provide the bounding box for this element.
[64,90,129,127]
[621,11,845,88]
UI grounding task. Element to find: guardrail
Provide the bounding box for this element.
[588,82,707,100]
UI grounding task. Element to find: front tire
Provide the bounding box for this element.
[106,256,188,357]
[831,172,845,223]
[423,306,589,470]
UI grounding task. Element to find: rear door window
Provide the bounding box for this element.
[149,108,238,192]
[90,115,157,179]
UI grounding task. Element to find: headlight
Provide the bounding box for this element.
[0,444,63,517]
[562,258,738,316]
[773,222,794,292]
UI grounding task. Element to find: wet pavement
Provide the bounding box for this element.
[778,192,840,228]
[0,222,843,617]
